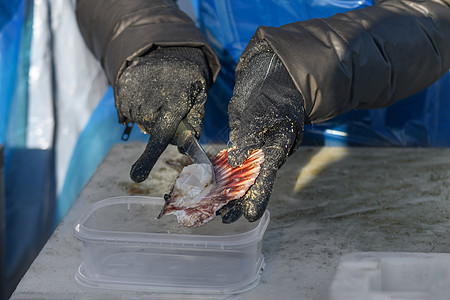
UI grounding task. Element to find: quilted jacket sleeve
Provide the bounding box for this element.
[241,0,450,123]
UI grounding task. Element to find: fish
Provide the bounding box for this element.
[158,148,265,227]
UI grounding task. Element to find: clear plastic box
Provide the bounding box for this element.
[73,196,270,296]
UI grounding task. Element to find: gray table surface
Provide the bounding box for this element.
[12,143,450,299]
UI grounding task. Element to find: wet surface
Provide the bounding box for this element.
[119,182,153,195]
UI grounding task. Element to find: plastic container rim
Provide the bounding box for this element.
[73,196,270,249]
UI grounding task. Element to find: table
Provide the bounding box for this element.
[12,144,450,299]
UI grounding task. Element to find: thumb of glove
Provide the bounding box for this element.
[130,121,179,182]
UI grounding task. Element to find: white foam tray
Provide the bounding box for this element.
[329,252,450,300]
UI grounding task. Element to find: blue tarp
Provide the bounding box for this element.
[0,0,23,146]
[55,87,147,223]
[1,0,37,297]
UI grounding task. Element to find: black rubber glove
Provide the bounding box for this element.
[220,41,305,223]
[116,46,211,182]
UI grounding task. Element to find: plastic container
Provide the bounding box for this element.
[73,196,270,296]
[329,252,450,300]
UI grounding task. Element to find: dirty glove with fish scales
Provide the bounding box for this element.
[116,46,211,183]
[220,41,304,223]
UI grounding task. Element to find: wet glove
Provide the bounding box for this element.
[220,41,305,223]
[116,46,211,182]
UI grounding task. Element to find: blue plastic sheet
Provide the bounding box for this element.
[1,0,41,298]
[55,87,147,223]
[197,0,450,147]
[0,0,23,146]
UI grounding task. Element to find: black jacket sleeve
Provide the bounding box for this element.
[75,0,220,121]
[240,0,450,123]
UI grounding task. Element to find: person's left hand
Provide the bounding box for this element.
[219,41,305,223]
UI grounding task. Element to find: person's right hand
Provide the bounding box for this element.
[219,41,305,223]
[116,46,211,183]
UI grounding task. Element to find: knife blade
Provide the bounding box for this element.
[172,120,216,184]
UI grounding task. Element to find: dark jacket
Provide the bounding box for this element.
[76,0,450,124]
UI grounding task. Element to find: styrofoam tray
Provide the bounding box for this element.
[329,252,450,300]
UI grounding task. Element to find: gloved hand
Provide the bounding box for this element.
[219,41,305,223]
[116,46,211,182]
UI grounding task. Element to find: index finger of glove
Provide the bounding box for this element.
[130,113,183,183]
[218,200,243,224]
[241,126,297,221]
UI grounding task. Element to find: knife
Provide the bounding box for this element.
[172,120,216,184]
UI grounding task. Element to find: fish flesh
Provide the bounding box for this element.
[158,148,264,227]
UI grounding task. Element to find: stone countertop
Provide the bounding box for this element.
[11,144,450,299]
